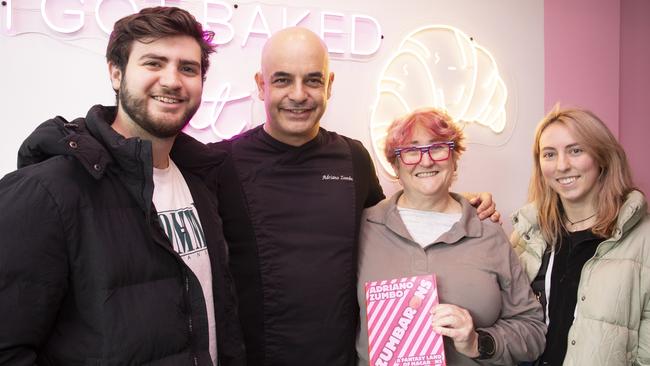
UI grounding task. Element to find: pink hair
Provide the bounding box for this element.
[384,107,465,165]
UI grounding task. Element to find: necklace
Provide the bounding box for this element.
[566,213,596,226]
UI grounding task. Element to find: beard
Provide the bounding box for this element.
[118,77,199,139]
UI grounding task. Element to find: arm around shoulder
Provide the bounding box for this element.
[0,172,69,365]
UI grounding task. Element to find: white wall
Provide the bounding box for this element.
[0,0,543,228]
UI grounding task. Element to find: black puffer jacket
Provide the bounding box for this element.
[0,105,245,366]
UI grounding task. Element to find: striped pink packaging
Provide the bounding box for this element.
[365,274,446,366]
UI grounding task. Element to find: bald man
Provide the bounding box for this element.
[255,27,335,146]
[171,27,496,366]
[173,27,382,365]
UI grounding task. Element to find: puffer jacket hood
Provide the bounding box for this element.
[18,105,156,215]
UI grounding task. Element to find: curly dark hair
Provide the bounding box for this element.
[106,6,216,81]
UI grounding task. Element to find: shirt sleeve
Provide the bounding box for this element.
[170,133,228,193]
[0,173,69,365]
[365,156,385,208]
[478,230,546,364]
[352,140,384,208]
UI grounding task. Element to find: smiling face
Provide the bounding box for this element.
[109,35,203,139]
[394,123,456,205]
[539,122,600,208]
[255,28,334,146]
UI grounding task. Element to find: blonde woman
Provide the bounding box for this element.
[511,106,650,365]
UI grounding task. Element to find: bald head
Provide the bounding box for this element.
[260,27,330,75]
[255,27,335,146]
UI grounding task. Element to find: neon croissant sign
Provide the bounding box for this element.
[370,25,508,177]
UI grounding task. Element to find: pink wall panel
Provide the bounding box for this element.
[619,0,650,195]
[545,0,649,195]
[544,0,621,135]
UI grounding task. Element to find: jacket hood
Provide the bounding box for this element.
[511,190,648,244]
[17,105,155,213]
[612,190,647,240]
[18,114,112,180]
[511,203,539,231]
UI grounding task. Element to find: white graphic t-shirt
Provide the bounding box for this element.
[153,159,217,365]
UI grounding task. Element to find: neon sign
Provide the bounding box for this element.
[1,1,382,55]
[369,25,508,178]
[1,1,383,141]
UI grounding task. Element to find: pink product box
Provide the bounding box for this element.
[365,274,446,366]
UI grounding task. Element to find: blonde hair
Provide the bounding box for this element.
[529,105,636,243]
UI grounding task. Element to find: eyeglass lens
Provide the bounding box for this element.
[400,144,450,164]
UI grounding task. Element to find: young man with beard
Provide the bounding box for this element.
[0,7,244,366]
[172,27,497,366]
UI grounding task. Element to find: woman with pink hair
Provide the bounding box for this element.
[356,108,545,365]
